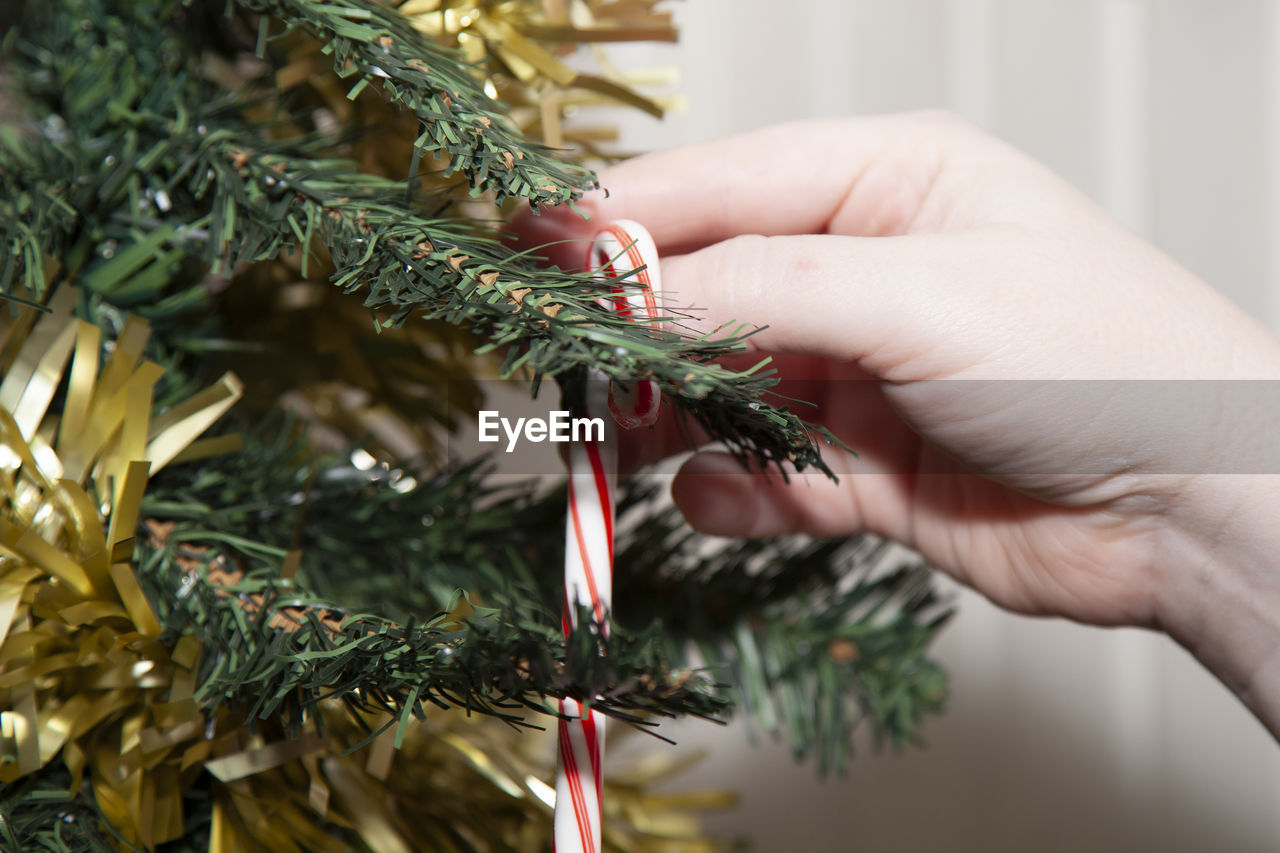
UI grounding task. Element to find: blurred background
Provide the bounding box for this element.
[598,1,1280,850]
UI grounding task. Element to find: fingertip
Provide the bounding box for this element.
[674,448,873,540]
[505,191,607,271]
[672,451,764,537]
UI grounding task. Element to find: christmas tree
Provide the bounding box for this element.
[0,1,949,850]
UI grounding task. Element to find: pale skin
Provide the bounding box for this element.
[512,111,1280,738]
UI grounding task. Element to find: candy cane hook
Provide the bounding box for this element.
[554,220,662,853]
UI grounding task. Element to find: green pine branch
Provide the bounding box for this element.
[0,764,138,853]
[0,1,955,847]
[138,422,947,769]
[0,765,210,852]
[139,421,730,738]
[235,0,597,208]
[1,0,836,474]
[612,488,951,773]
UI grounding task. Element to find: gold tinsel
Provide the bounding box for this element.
[0,294,730,850]
[399,0,679,152]
[0,289,243,846]
[267,0,679,159]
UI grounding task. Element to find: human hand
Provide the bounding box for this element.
[512,112,1280,734]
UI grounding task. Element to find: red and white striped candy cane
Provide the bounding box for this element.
[554,220,662,853]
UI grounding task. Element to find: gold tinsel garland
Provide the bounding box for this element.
[399,0,679,152]
[235,0,677,179]
[0,290,243,845]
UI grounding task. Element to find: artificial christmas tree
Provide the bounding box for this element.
[0,2,949,849]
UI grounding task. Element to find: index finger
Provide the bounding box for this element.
[509,112,968,267]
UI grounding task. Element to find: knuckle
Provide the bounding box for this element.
[713,234,773,317]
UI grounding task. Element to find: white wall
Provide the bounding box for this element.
[601,2,1280,850]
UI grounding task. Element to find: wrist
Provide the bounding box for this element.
[1153,475,1280,737]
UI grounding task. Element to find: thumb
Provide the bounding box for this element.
[671,450,916,543]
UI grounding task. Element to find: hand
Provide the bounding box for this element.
[512,112,1280,735]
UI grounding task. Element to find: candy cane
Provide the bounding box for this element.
[554,220,662,853]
